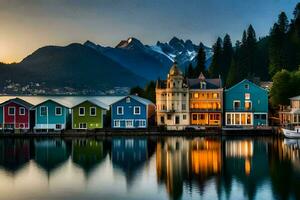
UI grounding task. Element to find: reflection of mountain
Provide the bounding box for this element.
[0,139,31,173]
[34,139,70,173]
[111,137,155,185]
[72,139,107,175]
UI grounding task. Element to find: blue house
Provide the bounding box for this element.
[224,79,268,127]
[111,95,155,129]
[31,99,70,132]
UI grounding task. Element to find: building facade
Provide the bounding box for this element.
[156,62,190,130]
[111,95,155,129]
[32,99,70,132]
[224,79,268,127]
[279,95,300,126]
[188,73,223,127]
[72,100,108,130]
[0,98,33,131]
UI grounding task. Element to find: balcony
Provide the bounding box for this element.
[190,108,222,112]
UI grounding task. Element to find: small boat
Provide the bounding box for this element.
[282,127,300,138]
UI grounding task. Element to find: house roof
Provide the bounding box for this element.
[72,99,109,110]
[225,79,267,92]
[290,95,300,100]
[31,99,70,110]
[188,78,222,89]
[0,97,33,108]
[112,95,155,106]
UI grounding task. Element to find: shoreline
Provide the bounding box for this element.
[0,127,279,138]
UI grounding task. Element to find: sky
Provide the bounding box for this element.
[0,0,298,63]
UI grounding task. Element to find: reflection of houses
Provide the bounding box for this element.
[279,95,300,126]
[111,138,153,184]
[0,139,31,173]
[156,138,222,200]
[72,139,107,175]
[34,139,70,172]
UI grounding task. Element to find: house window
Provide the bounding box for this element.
[245,93,250,100]
[138,120,146,127]
[245,84,249,89]
[247,114,252,124]
[90,107,96,116]
[183,115,187,120]
[125,120,133,128]
[200,82,206,89]
[160,116,165,124]
[233,101,240,110]
[227,114,231,125]
[167,114,172,120]
[117,106,124,115]
[56,124,62,130]
[213,93,219,99]
[114,120,121,127]
[192,114,197,120]
[200,114,205,120]
[126,97,131,103]
[19,107,25,115]
[55,107,62,116]
[245,101,252,110]
[8,107,15,116]
[194,93,199,98]
[235,114,240,125]
[79,123,87,129]
[40,106,47,116]
[182,104,186,110]
[261,114,267,120]
[79,107,85,116]
[134,106,141,115]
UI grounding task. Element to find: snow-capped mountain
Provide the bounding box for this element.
[151,37,213,70]
[84,37,212,81]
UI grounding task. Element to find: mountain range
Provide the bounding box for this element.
[0,37,212,92]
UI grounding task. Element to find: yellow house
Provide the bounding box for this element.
[188,73,223,127]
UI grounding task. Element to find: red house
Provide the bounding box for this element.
[0,98,33,131]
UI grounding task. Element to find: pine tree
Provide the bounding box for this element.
[222,34,233,82]
[246,24,257,75]
[195,42,206,76]
[209,37,223,78]
[187,63,195,78]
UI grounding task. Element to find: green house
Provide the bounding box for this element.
[71,99,108,130]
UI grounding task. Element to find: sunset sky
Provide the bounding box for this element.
[0,0,298,63]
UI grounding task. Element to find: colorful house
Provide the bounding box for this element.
[188,72,223,127]
[31,99,70,132]
[72,99,108,130]
[111,95,155,128]
[279,95,300,126]
[224,79,268,127]
[0,98,33,131]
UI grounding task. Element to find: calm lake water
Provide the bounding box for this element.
[0,136,299,200]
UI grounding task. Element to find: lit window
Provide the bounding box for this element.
[79,107,85,116]
[245,101,252,110]
[19,107,25,115]
[117,106,124,115]
[213,93,219,99]
[194,93,199,98]
[245,93,250,100]
[40,106,47,116]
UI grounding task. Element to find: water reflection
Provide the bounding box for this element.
[0,137,298,200]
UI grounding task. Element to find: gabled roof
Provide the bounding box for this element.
[31,99,70,110]
[188,74,222,89]
[225,79,267,92]
[290,95,300,100]
[112,95,155,106]
[72,99,109,110]
[0,97,33,108]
